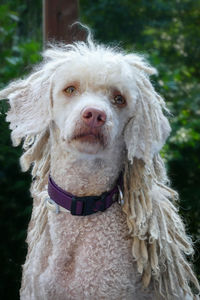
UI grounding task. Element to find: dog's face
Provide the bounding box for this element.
[0,42,171,165]
[51,55,137,156]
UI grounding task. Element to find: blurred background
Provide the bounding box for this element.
[0,0,200,299]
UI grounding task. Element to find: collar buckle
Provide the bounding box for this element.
[71,193,107,216]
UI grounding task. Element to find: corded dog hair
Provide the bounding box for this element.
[0,32,199,299]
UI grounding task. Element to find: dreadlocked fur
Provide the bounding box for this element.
[0,34,199,299]
[123,157,200,299]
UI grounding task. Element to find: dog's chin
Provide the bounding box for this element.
[71,139,103,154]
[69,134,105,155]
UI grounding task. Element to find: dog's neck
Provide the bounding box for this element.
[49,132,125,197]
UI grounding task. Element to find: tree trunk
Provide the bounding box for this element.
[43,0,81,44]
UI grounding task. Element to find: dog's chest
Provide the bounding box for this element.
[38,203,142,299]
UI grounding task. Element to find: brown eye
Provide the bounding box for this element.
[113,95,126,106]
[64,86,76,95]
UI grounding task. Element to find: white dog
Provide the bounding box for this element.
[0,33,199,299]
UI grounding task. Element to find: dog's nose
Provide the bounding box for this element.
[81,107,106,128]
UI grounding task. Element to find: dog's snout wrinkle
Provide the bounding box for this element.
[82,107,106,128]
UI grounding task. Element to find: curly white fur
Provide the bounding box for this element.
[0,33,199,300]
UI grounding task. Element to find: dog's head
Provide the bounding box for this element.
[0,39,170,165]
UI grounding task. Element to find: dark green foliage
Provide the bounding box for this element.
[0,0,200,298]
[0,110,32,299]
[0,1,42,88]
[0,1,42,299]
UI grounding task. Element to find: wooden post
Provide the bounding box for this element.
[43,0,81,44]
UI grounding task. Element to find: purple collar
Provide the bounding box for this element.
[48,175,123,216]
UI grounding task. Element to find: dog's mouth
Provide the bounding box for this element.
[72,130,105,146]
[67,124,109,154]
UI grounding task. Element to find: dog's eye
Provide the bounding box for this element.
[113,95,126,106]
[64,86,76,95]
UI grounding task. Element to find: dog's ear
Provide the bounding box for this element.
[124,54,171,164]
[0,70,53,146]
